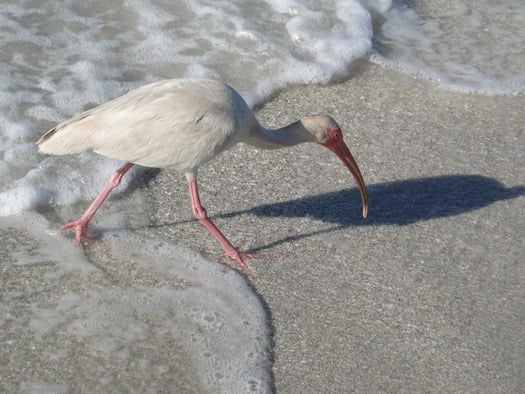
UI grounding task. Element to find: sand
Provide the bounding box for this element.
[2,61,524,392]
[140,62,524,392]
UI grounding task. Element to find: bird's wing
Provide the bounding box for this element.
[37,80,242,170]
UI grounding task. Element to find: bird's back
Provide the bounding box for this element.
[38,79,255,171]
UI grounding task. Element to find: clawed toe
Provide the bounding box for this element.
[60,220,95,244]
[218,250,255,277]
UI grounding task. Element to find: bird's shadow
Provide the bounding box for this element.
[223,174,524,227]
[136,174,522,253]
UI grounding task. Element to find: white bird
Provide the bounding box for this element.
[38,78,368,276]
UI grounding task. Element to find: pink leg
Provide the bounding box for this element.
[61,162,134,244]
[187,180,254,276]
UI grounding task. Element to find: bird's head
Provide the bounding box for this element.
[302,115,368,218]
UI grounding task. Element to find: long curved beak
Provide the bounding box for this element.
[326,142,368,218]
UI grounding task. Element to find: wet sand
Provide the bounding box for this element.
[2,61,524,392]
[141,62,524,392]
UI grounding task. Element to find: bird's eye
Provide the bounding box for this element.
[328,128,341,141]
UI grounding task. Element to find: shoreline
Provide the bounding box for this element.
[129,60,524,391]
[219,61,524,391]
[2,60,524,392]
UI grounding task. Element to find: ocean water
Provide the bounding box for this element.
[1,0,523,391]
[370,0,525,95]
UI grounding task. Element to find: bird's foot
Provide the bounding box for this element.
[219,249,256,277]
[60,219,95,244]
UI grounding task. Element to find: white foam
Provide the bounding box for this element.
[7,225,273,392]
[1,0,375,215]
[0,185,51,216]
[362,0,392,13]
[103,232,272,391]
[370,0,525,96]
[1,213,93,271]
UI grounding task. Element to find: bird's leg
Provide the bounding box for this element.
[61,162,134,244]
[187,180,254,276]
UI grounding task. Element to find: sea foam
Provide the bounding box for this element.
[2,214,272,391]
[370,0,525,95]
[1,0,378,213]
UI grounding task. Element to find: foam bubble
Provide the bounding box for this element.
[0,185,51,216]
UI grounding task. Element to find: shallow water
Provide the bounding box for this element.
[371,0,525,95]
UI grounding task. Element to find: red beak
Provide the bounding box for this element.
[325,141,368,218]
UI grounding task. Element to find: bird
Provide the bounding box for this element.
[38,78,368,276]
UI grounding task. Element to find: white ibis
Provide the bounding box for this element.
[38,78,368,276]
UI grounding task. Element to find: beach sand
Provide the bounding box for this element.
[137,62,524,392]
[2,61,524,392]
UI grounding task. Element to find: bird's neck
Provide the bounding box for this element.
[246,120,315,150]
